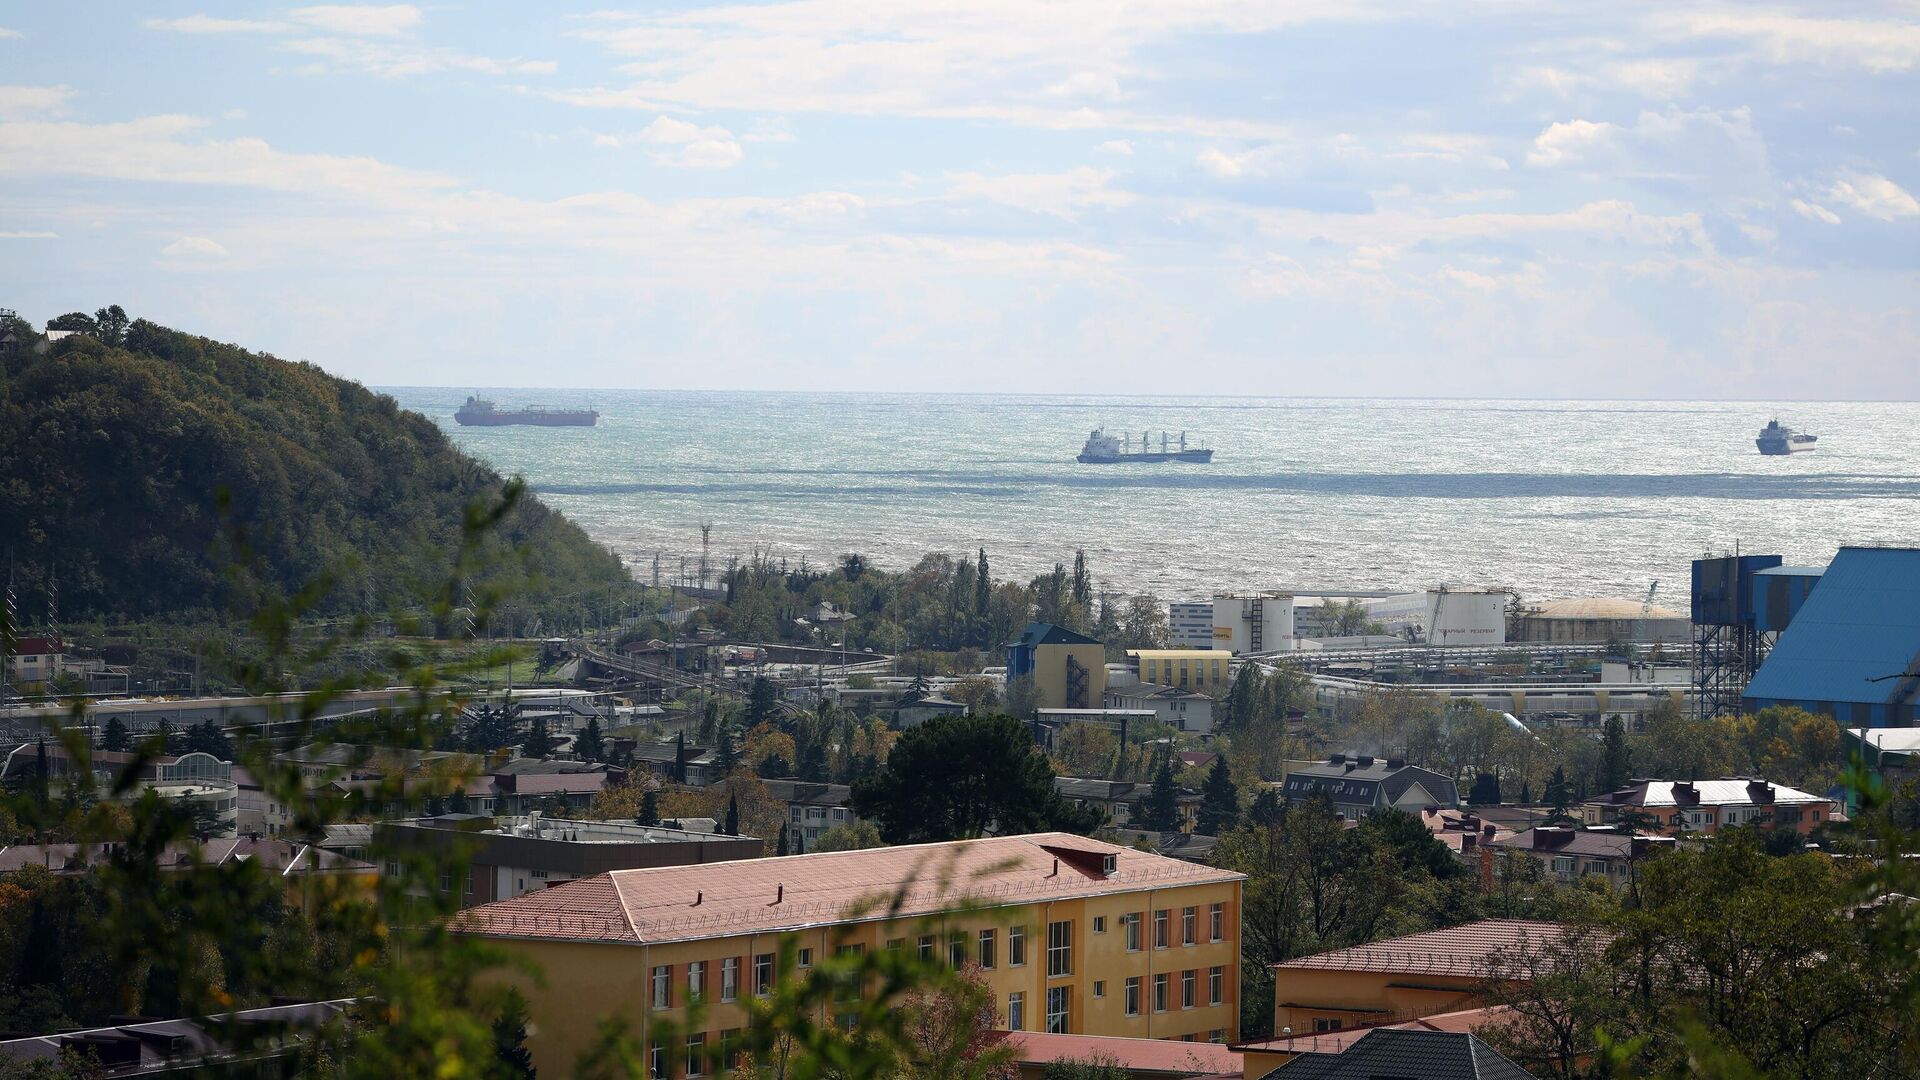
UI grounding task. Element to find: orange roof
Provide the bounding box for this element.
[1274,919,1567,979]
[989,1031,1240,1076]
[455,832,1242,946]
[1234,1006,1514,1055]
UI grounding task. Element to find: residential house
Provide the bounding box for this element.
[1105,683,1216,735]
[1250,1027,1537,1080]
[3,635,63,690]
[1580,778,1837,835]
[1279,755,1461,820]
[760,779,863,849]
[1056,777,1200,831]
[1489,827,1675,885]
[457,833,1245,1075]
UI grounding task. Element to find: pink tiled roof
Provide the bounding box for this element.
[1274,919,1568,979]
[1235,1006,1515,1055]
[989,1031,1240,1075]
[455,832,1243,946]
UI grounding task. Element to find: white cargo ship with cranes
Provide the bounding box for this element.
[1076,428,1214,464]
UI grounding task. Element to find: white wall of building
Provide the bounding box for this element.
[1211,594,1295,655]
[1363,590,1508,646]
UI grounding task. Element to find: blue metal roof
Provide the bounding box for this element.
[1744,547,1920,712]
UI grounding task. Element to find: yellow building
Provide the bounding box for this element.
[1008,623,1109,710]
[1126,650,1232,694]
[457,832,1244,1076]
[1240,919,1566,1078]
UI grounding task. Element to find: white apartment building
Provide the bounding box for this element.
[1169,601,1216,650]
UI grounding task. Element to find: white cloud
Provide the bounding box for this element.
[602,116,746,168]
[0,26,23,39]
[944,166,1134,218]
[1827,172,1920,220]
[0,84,75,119]
[289,5,423,37]
[742,117,796,143]
[0,230,57,239]
[145,15,286,34]
[1658,12,1920,74]
[281,37,556,77]
[1791,198,1841,225]
[161,235,230,258]
[1097,139,1134,156]
[1526,119,1615,167]
[1196,147,1245,178]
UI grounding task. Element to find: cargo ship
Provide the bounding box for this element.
[1077,428,1213,464]
[1755,419,1815,455]
[454,396,598,427]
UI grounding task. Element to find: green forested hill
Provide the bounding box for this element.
[0,312,629,622]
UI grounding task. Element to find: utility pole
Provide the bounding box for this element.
[699,522,713,593]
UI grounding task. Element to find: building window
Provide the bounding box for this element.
[648,1043,666,1079]
[1551,856,1575,876]
[1154,909,1170,949]
[1209,902,1224,942]
[1182,906,1197,946]
[887,938,905,951]
[754,953,774,996]
[1315,1018,1341,1033]
[1153,973,1169,1012]
[949,932,968,969]
[1092,980,1105,999]
[1092,915,1107,934]
[1209,1028,1227,1043]
[1125,977,1141,1016]
[919,935,935,962]
[1047,920,1073,977]
[797,948,812,969]
[721,958,739,1002]
[685,1033,706,1077]
[978,929,996,969]
[1209,966,1224,1006]
[1181,970,1196,1009]
[720,1030,741,1072]
[1008,992,1025,1032]
[688,960,706,1000]
[1124,912,1142,952]
[1009,925,1026,967]
[1045,986,1070,1033]
[651,965,672,1010]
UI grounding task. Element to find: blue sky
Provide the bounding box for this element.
[1,2,1917,397]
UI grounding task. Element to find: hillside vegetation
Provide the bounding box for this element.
[0,310,628,622]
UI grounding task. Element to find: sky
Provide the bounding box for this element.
[1,2,1917,398]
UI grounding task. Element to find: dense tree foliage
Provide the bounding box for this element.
[852,714,1101,843]
[0,313,627,621]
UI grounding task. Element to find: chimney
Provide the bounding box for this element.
[692,890,703,906]
[772,884,784,905]
[1328,753,1346,765]
[1386,757,1405,770]
[1462,833,1477,853]
[1356,755,1375,768]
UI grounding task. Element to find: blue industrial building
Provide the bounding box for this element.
[1742,547,1920,727]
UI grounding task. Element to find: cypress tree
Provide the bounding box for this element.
[637,788,660,827]
[1196,757,1240,835]
[577,717,605,763]
[1599,715,1631,793]
[102,716,129,753]
[723,793,740,836]
[777,823,790,856]
[492,988,537,1079]
[1135,757,1180,832]
[523,715,554,759]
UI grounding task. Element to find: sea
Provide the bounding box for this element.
[389,389,1920,607]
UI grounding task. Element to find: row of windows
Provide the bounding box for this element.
[1122,903,1227,950]
[1006,967,1226,1032]
[650,956,772,1009]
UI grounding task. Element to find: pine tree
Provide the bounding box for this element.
[523,715,554,759]
[1135,757,1180,832]
[492,988,538,1079]
[637,788,660,827]
[1196,757,1239,835]
[577,717,605,763]
[1545,765,1573,822]
[715,725,738,776]
[723,792,740,836]
[1468,771,1503,806]
[1248,788,1283,826]
[102,716,129,753]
